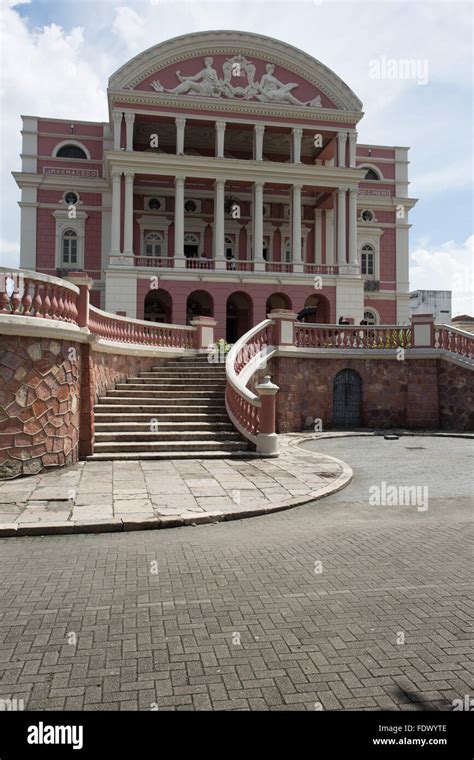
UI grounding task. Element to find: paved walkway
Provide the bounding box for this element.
[0,437,351,536]
[0,435,471,711]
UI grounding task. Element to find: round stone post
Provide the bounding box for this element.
[256,375,279,456]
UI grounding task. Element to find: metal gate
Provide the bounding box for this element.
[332,369,362,428]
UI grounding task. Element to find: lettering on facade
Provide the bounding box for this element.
[43,167,100,179]
[358,188,391,197]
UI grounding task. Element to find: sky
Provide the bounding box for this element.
[0,0,472,315]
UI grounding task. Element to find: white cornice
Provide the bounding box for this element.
[109,90,362,125]
[105,150,366,188]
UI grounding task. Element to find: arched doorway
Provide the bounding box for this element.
[266,292,292,314]
[298,294,330,323]
[186,290,213,324]
[226,292,253,343]
[333,369,362,428]
[144,289,172,323]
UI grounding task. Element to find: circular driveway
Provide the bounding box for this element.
[0,435,472,711]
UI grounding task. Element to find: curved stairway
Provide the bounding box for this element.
[88,354,249,460]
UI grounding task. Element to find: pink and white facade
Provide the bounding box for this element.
[14,31,417,341]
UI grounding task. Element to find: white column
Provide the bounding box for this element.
[123,171,134,256]
[348,188,358,266]
[337,187,347,265]
[348,131,357,168]
[112,112,122,151]
[110,170,122,256]
[213,178,225,261]
[174,175,185,257]
[292,128,303,164]
[254,124,265,160]
[253,181,264,264]
[291,184,302,264]
[324,208,335,266]
[125,112,135,152]
[176,117,186,155]
[314,208,322,265]
[215,121,226,158]
[337,131,348,167]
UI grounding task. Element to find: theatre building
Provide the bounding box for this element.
[14,31,417,341]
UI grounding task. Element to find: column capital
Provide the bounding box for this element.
[254,180,264,191]
[175,116,186,127]
[292,127,303,137]
[292,183,303,193]
[124,170,134,181]
[175,174,186,185]
[215,120,226,131]
[112,111,123,124]
[314,208,323,217]
[337,131,348,140]
[254,124,265,134]
[214,178,225,189]
[348,187,358,197]
[124,112,135,124]
[338,186,349,195]
[111,169,122,182]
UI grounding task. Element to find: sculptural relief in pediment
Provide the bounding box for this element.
[149,55,322,107]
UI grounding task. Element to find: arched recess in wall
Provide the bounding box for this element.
[266,292,292,314]
[186,290,214,323]
[144,288,172,323]
[226,291,253,343]
[297,293,330,323]
[332,369,363,429]
[53,140,91,160]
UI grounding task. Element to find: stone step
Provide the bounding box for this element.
[138,371,226,377]
[97,397,226,406]
[93,440,247,453]
[95,430,241,442]
[95,421,234,432]
[119,381,225,388]
[94,412,231,423]
[106,389,225,397]
[87,449,250,461]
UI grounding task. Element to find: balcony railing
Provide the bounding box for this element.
[294,324,413,349]
[0,267,80,323]
[134,256,175,268]
[130,256,339,276]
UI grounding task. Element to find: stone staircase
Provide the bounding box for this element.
[88,354,249,460]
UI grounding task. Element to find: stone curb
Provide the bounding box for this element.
[0,448,353,538]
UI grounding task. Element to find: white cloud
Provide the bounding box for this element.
[112,7,145,53]
[410,236,474,317]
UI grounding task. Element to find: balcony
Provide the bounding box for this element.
[128,255,340,278]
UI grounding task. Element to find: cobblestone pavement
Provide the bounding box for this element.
[0,436,472,711]
[0,438,351,535]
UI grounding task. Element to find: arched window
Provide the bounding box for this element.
[361,244,375,276]
[363,309,377,326]
[62,229,78,266]
[364,168,380,180]
[56,145,88,159]
[144,232,163,257]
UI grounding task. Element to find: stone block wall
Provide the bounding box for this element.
[438,361,474,431]
[268,356,472,433]
[0,333,165,478]
[0,335,81,478]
